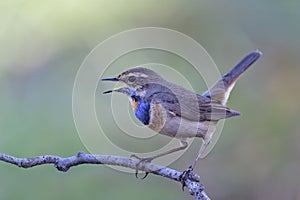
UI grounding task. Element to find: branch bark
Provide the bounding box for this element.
[0,152,210,200]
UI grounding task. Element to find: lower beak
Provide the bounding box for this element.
[103,90,114,94]
[103,87,131,95]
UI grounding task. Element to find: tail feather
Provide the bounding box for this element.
[203,50,262,105]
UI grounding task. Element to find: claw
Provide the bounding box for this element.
[130,154,153,179]
[140,172,149,179]
[179,165,194,191]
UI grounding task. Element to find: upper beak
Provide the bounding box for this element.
[101,77,119,82]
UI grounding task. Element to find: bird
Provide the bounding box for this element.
[102,50,262,183]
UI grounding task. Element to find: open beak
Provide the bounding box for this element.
[102,76,120,94]
[102,76,132,95]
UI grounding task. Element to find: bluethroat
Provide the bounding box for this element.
[102,50,261,181]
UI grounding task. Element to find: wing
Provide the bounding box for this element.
[149,84,240,122]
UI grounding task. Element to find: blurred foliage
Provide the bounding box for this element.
[0,0,300,200]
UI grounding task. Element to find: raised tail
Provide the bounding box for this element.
[203,50,262,105]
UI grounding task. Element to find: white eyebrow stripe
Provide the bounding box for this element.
[127,72,148,78]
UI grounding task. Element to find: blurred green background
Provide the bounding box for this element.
[1,0,300,199]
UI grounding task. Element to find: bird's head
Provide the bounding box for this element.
[102,67,164,96]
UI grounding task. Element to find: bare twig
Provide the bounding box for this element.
[0,152,210,200]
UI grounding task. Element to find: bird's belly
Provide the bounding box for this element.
[159,116,216,139]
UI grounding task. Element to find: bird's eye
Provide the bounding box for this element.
[128,76,136,82]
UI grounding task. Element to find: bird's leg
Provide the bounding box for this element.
[191,138,211,169]
[180,122,216,189]
[180,138,210,190]
[131,140,188,179]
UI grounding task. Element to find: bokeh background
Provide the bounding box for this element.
[1,1,300,199]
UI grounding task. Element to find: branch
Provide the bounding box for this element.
[0,152,210,200]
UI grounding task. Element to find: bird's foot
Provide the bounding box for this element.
[179,165,194,191]
[130,154,154,179]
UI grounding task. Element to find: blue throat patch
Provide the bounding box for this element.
[135,99,150,125]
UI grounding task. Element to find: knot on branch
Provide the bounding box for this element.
[55,152,88,172]
[55,158,70,172]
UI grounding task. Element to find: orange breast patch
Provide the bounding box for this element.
[130,98,139,112]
